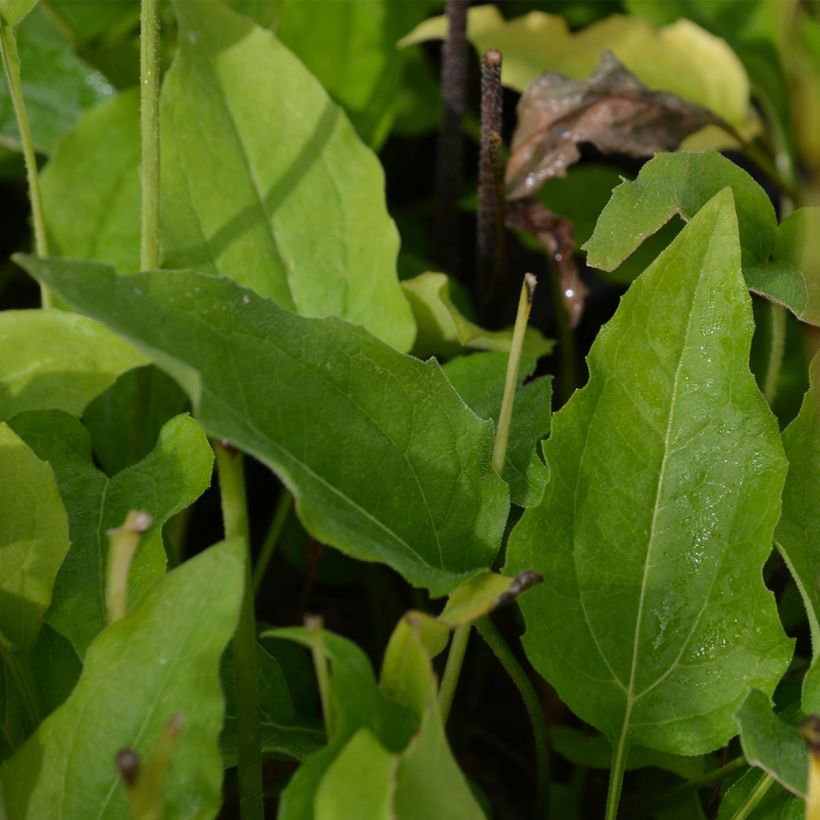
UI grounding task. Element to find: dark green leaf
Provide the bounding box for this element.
[161,0,415,351]
[0,538,244,818]
[22,258,509,596]
[506,191,792,762]
[9,410,214,657]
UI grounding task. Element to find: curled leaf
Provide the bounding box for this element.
[506,51,729,201]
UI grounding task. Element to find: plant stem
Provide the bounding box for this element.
[252,488,293,597]
[0,17,51,307]
[763,303,786,405]
[438,623,471,723]
[605,730,629,820]
[215,442,263,820]
[476,617,550,818]
[106,510,153,624]
[435,0,468,276]
[653,756,746,805]
[493,273,537,474]
[140,0,161,271]
[305,614,334,740]
[0,646,40,732]
[549,261,577,404]
[729,773,774,820]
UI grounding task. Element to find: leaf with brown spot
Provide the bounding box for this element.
[505,51,730,201]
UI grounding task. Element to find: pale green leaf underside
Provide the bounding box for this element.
[161,0,414,351]
[0,539,243,820]
[9,411,213,658]
[21,257,509,596]
[506,189,791,758]
[0,310,147,420]
[0,423,68,651]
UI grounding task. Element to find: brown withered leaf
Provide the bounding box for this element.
[505,51,730,200]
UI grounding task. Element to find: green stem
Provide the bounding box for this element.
[438,623,471,723]
[729,773,774,820]
[763,303,786,406]
[0,646,40,732]
[106,510,152,623]
[305,614,334,741]
[653,756,746,805]
[140,0,161,271]
[252,488,293,597]
[0,18,51,307]
[215,442,263,820]
[476,617,550,818]
[492,273,536,474]
[549,262,577,404]
[605,728,629,820]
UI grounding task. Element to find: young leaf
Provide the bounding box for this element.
[443,351,551,507]
[9,411,213,657]
[505,52,725,200]
[438,570,542,628]
[0,310,147,420]
[0,422,68,652]
[401,272,553,360]
[505,191,792,770]
[0,0,38,27]
[0,538,244,819]
[161,0,415,351]
[20,258,509,596]
[40,89,140,273]
[735,691,806,798]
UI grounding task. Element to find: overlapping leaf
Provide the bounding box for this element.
[0,538,244,819]
[161,0,414,351]
[9,410,213,657]
[21,257,510,596]
[506,191,792,765]
[0,310,147,419]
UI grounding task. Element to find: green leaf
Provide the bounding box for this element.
[438,570,542,628]
[40,89,140,273]
[9,411,214,657]
[717,769,804,820]
[0,538,244,819]
[443,351,551,507]
[400,6,756,140]
[273,0,434,149]
[161,0,415,352]
[402,272,553,361]
[735,691,806,798]
[0,0,37,27]
[505,190,792,762]
[0,8,113,154]
[0,423,68,652]
[0,310,148,420]
[21,258,509,596]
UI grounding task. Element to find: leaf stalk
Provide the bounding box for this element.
[106,510,153,624]
[140,0,161,271]
[305,614,335,740]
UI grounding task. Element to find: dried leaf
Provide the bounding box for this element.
[506,51,728,200]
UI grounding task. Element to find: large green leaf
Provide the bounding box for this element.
[443,352,551,507]
[585,151,820,326]
[505,191,792,764]
[9,411,213,657]
[0,8,113,154]
[161,0,414,351]
[0,538,244,819]
[0,423,68,652]
[20,258,509,596]
[273,0,434,149]
[41,89,140,273]
[0,310,147,420]
[401,5,756,142]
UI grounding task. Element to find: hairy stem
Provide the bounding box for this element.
[252,488,293,597]
[140,0,161,271]
[0,18,50,306]
[435,0,468,276]
[493,273,536,474]
[763,303,786,405]
[438,623,471,723]
[215,442,263,820]
[476,617,550,817]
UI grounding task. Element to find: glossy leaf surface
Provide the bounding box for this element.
[22,257,509,596]
[506,191,792,761]
[161,0,414,351]
[0,310,147,420]
[9,411,213,657]
[0,423,67,651]
[41,89,140,273]
[0,538,243,819]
